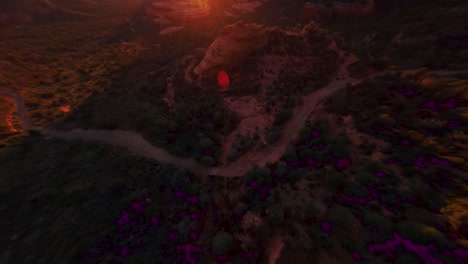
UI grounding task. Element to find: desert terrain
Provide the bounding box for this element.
[0,1,467,264]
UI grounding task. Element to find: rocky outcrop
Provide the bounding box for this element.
[227,0,268,16]
[193,21,270,75]
[144,0,211,25]
[300,2,331,21]
[193,20,339,76]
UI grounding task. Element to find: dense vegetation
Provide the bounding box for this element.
[1,1,468,264]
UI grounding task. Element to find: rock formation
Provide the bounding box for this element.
[144,0,211,25]
[193,21,270,75]
[193,20,339,77]
[225,0,269,17]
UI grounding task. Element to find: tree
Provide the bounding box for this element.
[198,138,213,149]
[211,231,234,255]
[274,109,293,126]
[170,168,191,189]
[331,139,350,157]
[177,216,192,237]
[252,129,260,140]
[227,148,240,161]
[329,206,353,231]
[394,253,423,264]
[275,162,288,178]
[299,126,311,139]
[344,182,370,198]
[266,204,285,225]
[259,167,271,179]
[363,212,392,233]
[200,155,215,166]
[283,146,297,162]
[323,172,345,191]
[355,171,377,185]
[395,221,433,244]
[297,145,314,160]
[199,192,213,207]
[265,126,282,144]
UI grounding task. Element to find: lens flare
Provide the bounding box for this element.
[217,71,230,90]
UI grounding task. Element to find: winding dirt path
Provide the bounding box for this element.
[0,50,375,178]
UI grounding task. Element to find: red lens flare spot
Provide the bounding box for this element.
[217,71,230,90]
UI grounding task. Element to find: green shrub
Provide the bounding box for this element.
[266,204,285,224]
[198,138,214,149]
[299,126,311,139]
[199,192,214,207]
[363,212,392,233]
[329,206,353,230]
[265,126,282,144]
[282,146,298,162]
[323,172,345,191]
[200,155,215,166]
[355,171,377,185]
[365,161,383,172]
[417,188,446,211]
[273,109,293,126]
[227,148,240,162]
[394,253,422,264]
[395,221,432,244]
[344,182,370,198]
[330,138,350,157]
[284,96,297,108]
[176,216,192,237]
[211,232,234,255]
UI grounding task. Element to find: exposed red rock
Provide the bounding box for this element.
[193,21,270,75]
[227,0,268,16]
[159,26,184,35]
[193,20,339,77]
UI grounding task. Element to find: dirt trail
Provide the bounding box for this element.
[0,50,375,178]
[213,51,366,177]
[268,234,284,264]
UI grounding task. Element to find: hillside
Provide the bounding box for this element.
[0,1,467,264]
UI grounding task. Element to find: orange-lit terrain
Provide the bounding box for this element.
[0,1,467,264]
